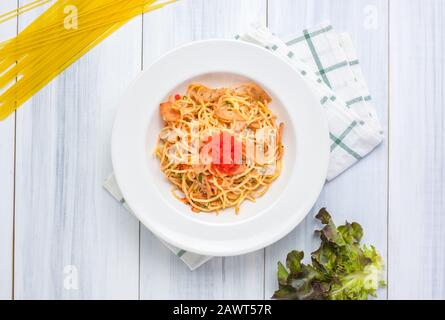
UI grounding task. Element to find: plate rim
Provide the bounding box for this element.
[112,39,329,256]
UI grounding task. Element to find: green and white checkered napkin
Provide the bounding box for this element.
[104,22,383,270]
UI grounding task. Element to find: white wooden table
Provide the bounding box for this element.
[0,0,444,300]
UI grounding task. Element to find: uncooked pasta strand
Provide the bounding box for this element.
[0,0,146,80]
[0,0,135,51]
[0,1,171,57]
[0,0,53,24]
[0,0,176,120]
[1,2,143,109]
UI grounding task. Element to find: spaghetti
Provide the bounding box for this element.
[155,83,284,214]
[0,0,53,25]
[0,0,176,120]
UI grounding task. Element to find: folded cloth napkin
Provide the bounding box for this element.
[104,174,212,270]
[238,22,383,180]
[104,22,383,271]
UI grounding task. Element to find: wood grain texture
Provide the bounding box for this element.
[389,0,445,299]
[13,1,141,299]
[0,1,16,301]
[139,0,267,299]
[266,0,389,299]
[2,0,444,300]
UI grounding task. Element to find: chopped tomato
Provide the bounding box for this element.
[210,132,242,175]
[175,94,181,101]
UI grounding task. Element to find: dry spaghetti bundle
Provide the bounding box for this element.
[0,0,53,24]
[0,0,176,120]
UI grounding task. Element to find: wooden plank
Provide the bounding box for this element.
[0,1,17,301]
[389,0,445,299]
[266,0,389,299]
[139,0,267,299]
[13,1,141,299]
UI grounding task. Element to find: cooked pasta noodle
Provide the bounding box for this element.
[155,83,284,214]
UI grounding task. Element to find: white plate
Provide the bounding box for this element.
[112,40,329,256]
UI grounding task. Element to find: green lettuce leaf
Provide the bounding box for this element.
[273,208,385,300]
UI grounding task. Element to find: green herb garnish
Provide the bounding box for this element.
[273,208,385,300]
